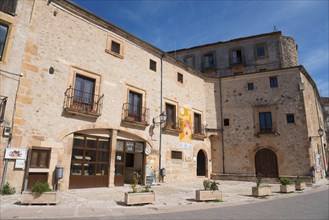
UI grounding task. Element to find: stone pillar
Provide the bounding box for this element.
[108,129,117,187]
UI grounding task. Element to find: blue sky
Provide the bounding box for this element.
[72,0,329,97]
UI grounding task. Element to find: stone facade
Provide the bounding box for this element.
[0,0,327,192]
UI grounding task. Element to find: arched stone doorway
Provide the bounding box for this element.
[255,148,278,178]
[197,150,206,176]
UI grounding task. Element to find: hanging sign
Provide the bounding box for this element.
[179,107,192,148]
[5,148,27,160]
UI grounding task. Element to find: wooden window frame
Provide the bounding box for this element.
[259,112,272,132]
[30,148,51,168]
[193,112,202,134]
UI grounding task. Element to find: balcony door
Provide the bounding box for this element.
[74,74,95,111]
[128,91,142,121]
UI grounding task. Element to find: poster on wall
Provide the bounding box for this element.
[4,148,27,160]
[179,107,192,149]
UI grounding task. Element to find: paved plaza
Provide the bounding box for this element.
[1,178,328,219]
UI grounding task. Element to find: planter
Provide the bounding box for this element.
[195,190,222,201]
[252,186,272,197]
[21,191,60,205]
[124,191,155,205]
[295,182,306,191]
[280,184,295,193]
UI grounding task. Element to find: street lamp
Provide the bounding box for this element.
[152,111,167,126]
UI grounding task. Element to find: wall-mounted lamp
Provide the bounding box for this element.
[152,111,167,126]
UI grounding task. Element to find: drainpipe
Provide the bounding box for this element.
[0,71,23,190]
[219,77,225,174]
[158,54,164,182]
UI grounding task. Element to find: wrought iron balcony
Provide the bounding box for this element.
[64,86,103,117]
[192,124,206,139]
[122,103,149,126]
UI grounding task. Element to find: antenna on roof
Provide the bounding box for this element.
[174,42,177,58]
[273,26,278,32]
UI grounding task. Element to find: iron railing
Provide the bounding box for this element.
[64,86,103,116]
[163,117,181,131]
[122,103,149,125]
[193,124,206,135]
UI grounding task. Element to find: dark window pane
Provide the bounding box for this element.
[98,150,109,162]
[204,54,214,68]
[86,137,97,149]
[96,164,108,175]
[29,149,50,168]
[111,41,120,54]
[259,112,272,132]
[177,73,183,83]
[115,164,124,176]
[150,59,157,71]
[287,114,295,123]
[0,0,17,15]
[0,23,9,60]
[125,153,134,167]
[171,151,182,159]
[86,163,95,175]
[98,139,109,150]
[224,119,229,126]
[247,83,254,90]
[270,77,278,88]
[257,46,265,57]
[194,113,202,133]
[30,151,38,167]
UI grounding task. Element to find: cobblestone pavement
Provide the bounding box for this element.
[1,178,328,219]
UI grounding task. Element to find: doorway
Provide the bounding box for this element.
[255,148,278,178]
[197,150,206,176]
[114,140,144,186]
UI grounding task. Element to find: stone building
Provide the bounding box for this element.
[0,0,327,192]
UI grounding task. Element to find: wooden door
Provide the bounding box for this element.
[255,149,278,178]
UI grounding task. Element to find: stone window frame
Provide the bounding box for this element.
[125,84,147,112]
[254,43,269,60]
[253,105,278,134]
[0,13,16,64]
[229,47,244,65]
[202,51,216,70]
[68,66,101,99]
[163,98,178,122]
[105,34,124,59]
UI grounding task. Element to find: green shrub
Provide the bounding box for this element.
[31,181,52,193]
[203,179,219,191]
[0,182,16,195]
[280,178,292,185]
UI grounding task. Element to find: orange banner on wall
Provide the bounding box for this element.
[179,107,192,148]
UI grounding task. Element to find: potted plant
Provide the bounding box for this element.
[280,178,295,193]
[252,177,272,197]
[124,172,155,205]
[21,181,60,205]
[294,175,306,191]
[195,179,222,201]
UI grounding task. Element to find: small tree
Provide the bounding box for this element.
[31,181,52,194]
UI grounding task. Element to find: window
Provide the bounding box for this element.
[106,35,124,58]
[259,112,272,132]
[256,45,265,57]
[177,72,183,83]
[0,96,7,123]
[183,56,194,68]
[73,74,95,111]
[203,54,214,69]
[247,83,254,91]
[224,118,229,126]
[165,103,176,129]
[128,91,142,121]
[0,23,9,60]
[194,113,202,134]
[171,151,182,159]
[30,149,51,168]
[111,41,121,54]
[231,49,242,64]
[0,0,18,15]
[286,114,295,123]
[70,135,109,176]
[269,77,278,88]
[150,59,156,71]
